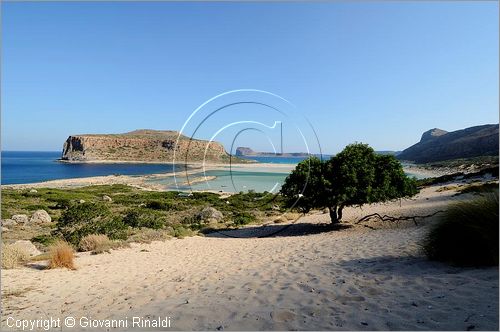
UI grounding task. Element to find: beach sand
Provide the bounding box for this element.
[1,184,498,330]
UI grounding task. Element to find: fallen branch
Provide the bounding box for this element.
[355,210,445,226]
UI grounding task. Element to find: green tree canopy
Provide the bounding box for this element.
[280,156,327,214]
[281,143,418,223]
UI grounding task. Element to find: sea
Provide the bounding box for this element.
[1,151,176,185]
[1,151,423,192]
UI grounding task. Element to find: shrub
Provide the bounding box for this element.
[145,200,174,210]
[127,228,171,243]
[458,183,499,195]
[123,209,164,229]
[58,202,110,227]
[1,244,30,269]
[79,234,120,253]
[93,217,128,240]
[57,203,127,245]
[31,234,58,246]
[422,192,499,266]
[48,241,75,269]
[227,191,283,211]
[233,212,256,226]
[172,225,194,238]
[47,197,72,209]
[25,204,50,211]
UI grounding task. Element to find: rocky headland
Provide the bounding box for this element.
[61,129,236,163]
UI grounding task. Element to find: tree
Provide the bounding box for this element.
[280,143,418,223]
[280,156,327,214]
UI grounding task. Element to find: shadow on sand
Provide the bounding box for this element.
[204,221,352,239]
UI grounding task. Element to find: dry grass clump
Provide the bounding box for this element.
[48,241,75,269]
[273,215,288,224]
[273,212,301,224]
[284,212,301,220]
[78,234,125,254]
[422,191,499,266]
[1,244,30,269]
[127,228,171,244]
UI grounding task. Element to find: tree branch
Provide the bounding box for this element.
[355,210,444,226]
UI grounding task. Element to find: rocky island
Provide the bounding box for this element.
[235,147,310,157]
[61,129,234,163]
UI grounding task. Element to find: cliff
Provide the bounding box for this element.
[61,130,233,163]
[397,124,499,163]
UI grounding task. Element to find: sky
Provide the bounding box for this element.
[2,1,498,154]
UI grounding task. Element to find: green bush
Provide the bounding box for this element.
[123,209,164,229]
[56,203,127,245]
[31,234,59,246]
[422,192,499,266]
[227,191,283,212]
[233,212,256,226]
[93,217,128,240]
[145,200,174,210]
[58,202,110,227]
[25,204,50,211]
[47,197,72,209]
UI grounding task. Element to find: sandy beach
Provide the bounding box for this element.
[2,184,498,331]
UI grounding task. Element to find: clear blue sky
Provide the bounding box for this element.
[2,1,498,154]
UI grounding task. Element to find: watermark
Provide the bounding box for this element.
[172,89,323,238]
[4,316,172,330]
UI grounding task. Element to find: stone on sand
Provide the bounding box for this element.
[13,240,41,257]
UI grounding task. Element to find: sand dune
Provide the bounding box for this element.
[1,186,498,331]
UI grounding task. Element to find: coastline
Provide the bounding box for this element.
[1,162,449,191]
[56,157,258,165]
[1,163,297,191]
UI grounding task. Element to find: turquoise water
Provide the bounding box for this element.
[239,155,332,164]
[191,170,288,193]
[152,163,427,193]
[146,169,290,193]
[2,151,424,191]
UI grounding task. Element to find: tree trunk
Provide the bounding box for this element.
[338,204,345,222]
[328,206,339,224]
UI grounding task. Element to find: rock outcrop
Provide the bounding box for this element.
[197,207,224,224]
[397,124,499,163]
[61,130,232,163]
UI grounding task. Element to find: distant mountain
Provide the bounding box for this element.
[235,147,310,157]
[375,150,401,156]
[397,124,499,163]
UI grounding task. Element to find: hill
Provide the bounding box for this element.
[397,124,499,163]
